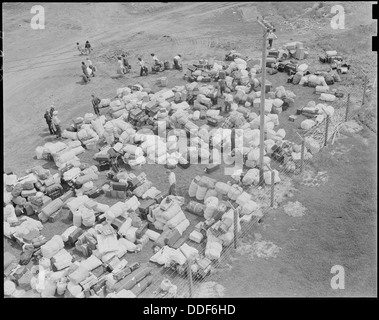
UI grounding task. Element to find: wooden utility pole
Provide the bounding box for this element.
[257,17,274,185]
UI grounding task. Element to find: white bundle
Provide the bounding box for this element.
[241,200,259,215]
[204,196,218,220]
[188,178,199,197]
[301,119,316,130]
[195,185,208,201]
[263,170,281,185]
[319,93,336,102]
[166,210,186,229]
[62,130,79,140]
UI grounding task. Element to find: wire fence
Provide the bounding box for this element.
[139,75,372,298]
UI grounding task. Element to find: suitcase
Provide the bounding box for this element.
[275,61,286,72]
[21,189,37,198]
[129,262,140,273]
[111,216,127,231]
[207,118,218,127]
[268,50,279,58]
[218,70,226,79]
[94,154,110,162]
[205,163,220,174]
[135,220,149,239]
[67,228,84,246]
[139,199,157,216]
[129,108,144,120]
[112,182,128,191]
[98,161,110,171]
[86,187,103,199]
[154,192,168,204]
[114,267,131,281]
[284,63,297,75]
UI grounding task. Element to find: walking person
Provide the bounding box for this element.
[84,40,92,54]
[173,54,182,70]
[267,30,277,49]
[138,57,148,76]
[76,42,85,55]
[44,110,55,135]
[86,58,96,76]
[117,57,127,74]
[52,111,62,139]
[223,93,233,113]
[167,170,177,196]
[81,61,91,82]
[91,94,101,116]
[218,77,226,96]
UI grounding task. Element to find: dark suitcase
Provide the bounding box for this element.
[284,63,297,75]
[187,65,197,72]
[129,262,140,273]
[129,108,144,120]
[98,161,110,171]
[112,182,128,191]
[204,163,220,174]
[94,154,110,162]
[111,216,127,231]
[201,77,211,83]
[154,191,168,204]
[207,118,218,127]
[86,187,103,199]
[113,267,131,281]
[218,70,226,79]
[67,228,84,246]
[319,55,327,63]
[178,161,190,169]
[268,50,279,58]
[139,199,156,216]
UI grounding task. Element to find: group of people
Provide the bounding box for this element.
[81,58,96,82]
[43,106,62,139]
[117,54,131,74]
[116,53,182,77]
[76,41,92,55]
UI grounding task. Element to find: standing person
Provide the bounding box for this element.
[267,30,277,49]
[84,40,92,54]
[117,57,127,74]
[218,77,226,96]
[223,93,233,113]
[44,110,55,135]
[173,54,182,70]
[81,61,91,82]
[166,170,177,196]
[76,42,84,55]
[86,58,96,76]
[52,111,62,139]
[138,57,148,76]
[91,94,101,116]
[121,54,130,70]
[50,105,55,118]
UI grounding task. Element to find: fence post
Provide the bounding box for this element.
[300,139,305,173]
[271,170,275,207]
[233,208,238,249]
[324,115,330,147]
[345,93,350,122]
[187,259,193,298]
[362,75,368,107]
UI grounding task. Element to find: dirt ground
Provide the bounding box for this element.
[3,2,377,297]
